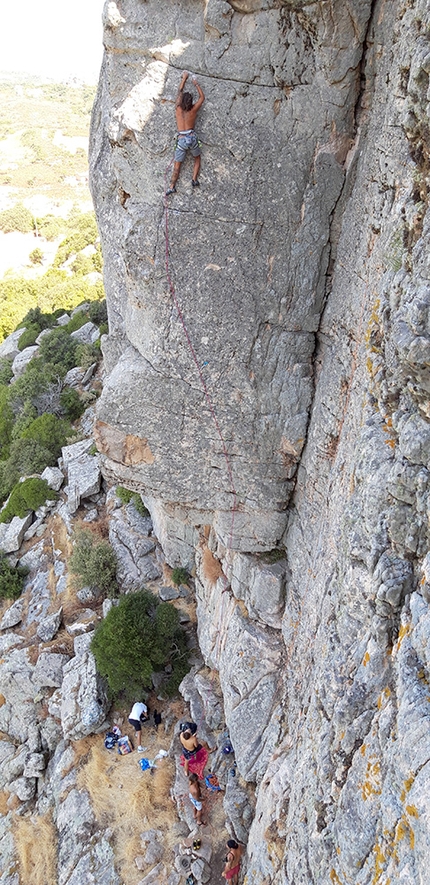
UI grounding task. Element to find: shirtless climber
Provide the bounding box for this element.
[165,71,205,195]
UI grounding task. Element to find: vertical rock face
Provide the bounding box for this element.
[91,0,430,882]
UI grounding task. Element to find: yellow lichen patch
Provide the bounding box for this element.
[377,687,391,709]
[372,841,386,885]
[400,774,415,802]
[360,759,382,800]
[395,623,411,651]
[394,816,415,849]
[405,805,418,818]
[330,869,343,884]
[384,438,396,449]
[363,651,370,667]
[360,743,367,756]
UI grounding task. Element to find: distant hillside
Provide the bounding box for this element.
[0,78,96,209]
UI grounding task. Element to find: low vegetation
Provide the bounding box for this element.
[0,554,28,600]
[91,589,190,700]
[69,529,118,597]
[116,486,150,517]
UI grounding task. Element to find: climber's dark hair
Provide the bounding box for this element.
[227,840,239,849]
[182,730,192,740]
[181,91,193,112]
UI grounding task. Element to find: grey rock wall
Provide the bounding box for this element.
[90,0,430,883]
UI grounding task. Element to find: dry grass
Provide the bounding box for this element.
[76,726,179,885]
[0,790,10,814]
[201,545,223,587]
[14,810,57,885]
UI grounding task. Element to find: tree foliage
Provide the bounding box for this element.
[0,554,28,600]
[91,589,190,700]
[0,477,56,523]
[69,529,118,596]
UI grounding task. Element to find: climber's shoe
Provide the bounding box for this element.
[191,179,200,188]
[165,186,176,196]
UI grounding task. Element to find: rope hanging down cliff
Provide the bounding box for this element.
[163,164,237,546]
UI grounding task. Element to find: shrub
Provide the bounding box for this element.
[88,300,107,326]
[65,312,88,334]
[171,567,189,587]
[37,328,78,376]
[0,386,14,459]
[116,487,149,517]
[69,529,118,596]
[0,203,33,233]
[0,359,13,386]
[91,589,189,699]
[0,554,28,600]
[29,248,43,265]
[0,439,56,504]
[21,413,71,460]
[0,478,56,523]
[35,214,64,241]
[75,342,100,370]
[19,306,53,332]
[18,323,40,350]
[60,387,85,421]
[11,401,37,441]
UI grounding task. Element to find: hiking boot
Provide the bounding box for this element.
[191,179,200,188]
[138,745,144,752]
[165,186,176,196]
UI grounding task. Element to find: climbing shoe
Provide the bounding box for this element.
[165,186,176,196]
[191,179,200,188]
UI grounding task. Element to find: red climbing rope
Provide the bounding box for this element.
[163,166,237,552]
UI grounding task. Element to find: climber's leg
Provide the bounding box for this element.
[192,154,201,184]
[166,160,182,195]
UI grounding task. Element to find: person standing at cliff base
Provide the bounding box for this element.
[128,701,149,752]
[188,772,205,825]
[221,840,242,885]
[166,71,205,195]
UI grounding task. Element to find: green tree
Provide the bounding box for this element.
[21,412,71,460]
[0,202,34,233]
[0,554,28,600]
[37,328,78,376]
[60,387,85,420]
[91,590,189,699]
[69,529,118,596]
[0,386,14,459]
[0,477,56,523]
[29,248,43,265]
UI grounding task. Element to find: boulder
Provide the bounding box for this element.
[70,321,100,345]
[7,775,36,802]
[0,599,24,630]
[0,328,24,359]
[0,514,33,553]
[60,650,109,740]
[11,346,38,377]
[36,607,63,642]
[33,652,70,688]
[41,465,64,492]
[63,438,101,512]
[66,609,98,636]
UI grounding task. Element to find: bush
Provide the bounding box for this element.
[60,387,85,421]
[75,342,100,370]
[0,478,56,523]
[88,300,107,326]
[65,312,88,334]
[37,328,78,376]
[0,359,13,386]
[69,529,118,596]
[0,386,14,459]
[0,203,33,233]
[18,323,40,350]
[21,413,71,460]
[0,554,28,600]
[29,248,43,265]
[171,567,189,587]
[0,438,56,504]
[91,589,190,699]
[116,487,149,517]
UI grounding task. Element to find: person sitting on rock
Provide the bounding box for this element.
[179,721,214,777]
[166,71,205,195]
[128,701,149,752]
[221,840,243,885]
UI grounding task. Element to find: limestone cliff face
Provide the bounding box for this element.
[90,1,430,883]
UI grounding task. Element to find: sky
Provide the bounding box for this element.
[0,0,105,84]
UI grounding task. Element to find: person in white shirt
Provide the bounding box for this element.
[128,701,149,752]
